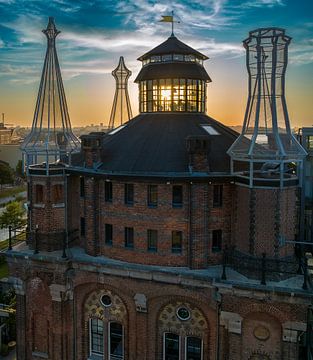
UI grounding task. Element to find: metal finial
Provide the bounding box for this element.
[42,17,60,39]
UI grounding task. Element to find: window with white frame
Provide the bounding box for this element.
[164,333,180,360]
[89,319,124,360]
[90,318,104,356]
[163,333,203,360]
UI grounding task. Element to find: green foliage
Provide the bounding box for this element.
[0,162,14,186]
[0,201,25,229]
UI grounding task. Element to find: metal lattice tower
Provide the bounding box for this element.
[21,17,80,169]
[108,56,132,130]
[228,28,306,187]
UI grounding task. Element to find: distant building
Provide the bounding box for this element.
[7,22,313,360]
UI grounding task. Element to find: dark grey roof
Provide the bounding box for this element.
[134,62,211,82]
[138,36,208,61]
[74,113,238,174]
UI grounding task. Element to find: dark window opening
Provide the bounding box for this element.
[109,322,124,359]
[172,185,183,208]
[52,184,63,203]
[213,184,223,207]
[186,337,202,360]
[105,224,113,245]
[80,177,85,197]
[105,181,113,202]
[80,217,85,237]
[124,184,134,205]
[125,227,134,248]
[172,231,182,253]
[164,333,180,360]
[212,229,222,253]
[147,229,158,252]
[35,184,44,203]
[148,185,158,207]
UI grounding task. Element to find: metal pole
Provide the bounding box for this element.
[221,246,227,280]
[8,225,12,250]
[261,253,266,285]
[302,256,308,290]
[34,225,39,254]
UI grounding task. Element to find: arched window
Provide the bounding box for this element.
[89,318,104,356]
[164,333,180,360]
[109,322,124,359]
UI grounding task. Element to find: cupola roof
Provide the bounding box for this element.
[138,35,208,61]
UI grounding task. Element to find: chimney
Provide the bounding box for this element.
[186,135,210,172]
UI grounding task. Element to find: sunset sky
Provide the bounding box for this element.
[0,0,312,128]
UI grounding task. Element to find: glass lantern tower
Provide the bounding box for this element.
[135,35,211,113]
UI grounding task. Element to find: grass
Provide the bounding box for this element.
[0,261,9,279]
[0,185,26,200]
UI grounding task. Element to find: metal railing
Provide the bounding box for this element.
[221,246,312,291]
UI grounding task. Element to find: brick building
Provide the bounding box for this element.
[8,20,313,360]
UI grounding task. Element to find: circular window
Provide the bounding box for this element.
[176,306,190,321]
[100,294,112,307]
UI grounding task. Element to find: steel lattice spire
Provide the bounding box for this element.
[21,17,80,167]
[108,56,132,130]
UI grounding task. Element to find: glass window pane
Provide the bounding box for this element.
[110,322,123,359]
[105,181,113,202]
[172,231,182,253]
[105,224,113,245]
[148,185,158,207]
[172,186,183,207]
[147,229,158,251]
[164,333,180,360]
[186,337,202,360]
[125,227,134,248]
[212,229,222,252]
[90,318,104,355]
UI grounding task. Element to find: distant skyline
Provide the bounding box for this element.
[0,0,312,128]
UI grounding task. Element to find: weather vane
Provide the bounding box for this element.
[159,10,180,36]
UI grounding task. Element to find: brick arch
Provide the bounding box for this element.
[240,303,285,324]
[149,295,215,360]
[74,281,135,360]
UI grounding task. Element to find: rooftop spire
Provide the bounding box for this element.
[108,56,132,130]
[21,17,80,169]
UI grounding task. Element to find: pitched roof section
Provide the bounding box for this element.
[85,113,238,174]
[134,62,211,82]
[138,36,208,61]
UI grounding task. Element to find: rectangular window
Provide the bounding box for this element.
[80,217,85,237]
[124,184,134,205]
[80,177,85,197]
[213,184,223,207]
[109,322,124,359]
[105,224,113,245]
[125,227,134,248]
[52,184,63,203]
[35,184,44,203]
[147,229,158,252]
[172,185,183,208]
[148,185,158,207]
[186,337,202,360]
[164,333,180,360]
[172,231,182,253]
[212,229,222,253]
[105,181,113,202]
[90,318,104,355]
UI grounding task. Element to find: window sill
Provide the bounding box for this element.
[148,248,157,253]
[105,242,112,246]
[32,351,48,359]
[148,204,157,208]
[52,203,65,208]
[125,245,134,249]
[171,250,182,254]
[33,203,45,209]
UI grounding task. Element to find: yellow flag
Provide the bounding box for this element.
[159,15,173,22]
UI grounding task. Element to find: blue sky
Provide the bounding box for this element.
[0,0,312,127]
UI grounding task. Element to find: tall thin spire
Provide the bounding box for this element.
[21,17,80,168]
[108,56,132,130]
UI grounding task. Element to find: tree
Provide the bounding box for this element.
[0,201,25,229]
[0,162,14,187]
